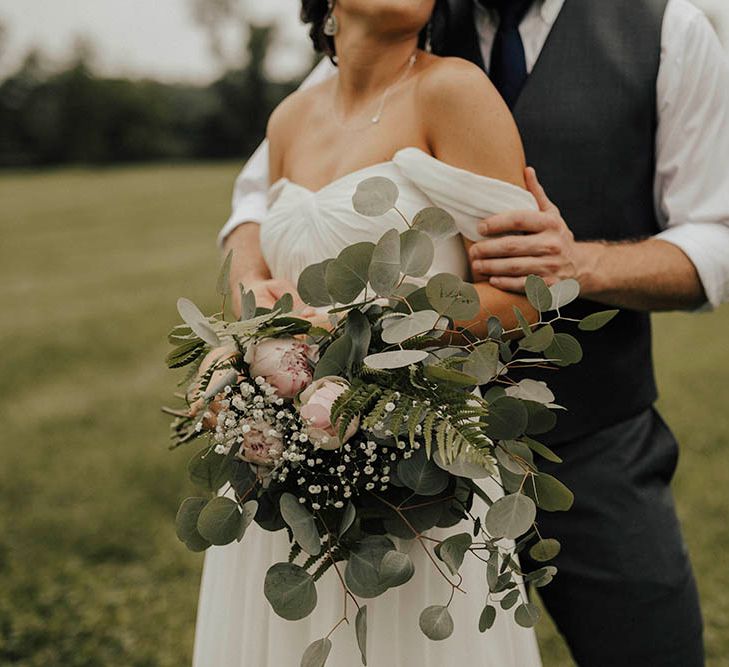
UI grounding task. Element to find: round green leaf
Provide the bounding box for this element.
[345,536,396,598]
[529,538,562,562]
[264,562,318,621]
[412,207,458,240]
[381,310,440,344]
[423,364,479,387]
[549,279,580,310]
[437,533,472,575]
[298,260,335,307]
[187,449,233,492]
[525,275,553,312]
[325,242,375,304]
[500,589,521,610]
[397,449,450,496]
[197,496,245,546]
[419,605,454,641]
[368,229,401,296]
[525,473,574,512]
[346,308,372,367]
[352,176,399,216]
[339,501,356,538]
[379,550,415,588]
[519,324,555,353]
[514,602,541,628]
[426,273,480,320]
[479,604,497,632]
[524,400,558,436]
[483,397,529,440]
[364,349,428,370]
[175,497,211,552]
[463,342,499,384]
[300,638,332,667]
[484,493,537,540]
[545,333,583,367]
[314,335,353,380]
[400,228,435,277]
[505,379,555,405]
[579,309,619,331]
[280,493,322,556]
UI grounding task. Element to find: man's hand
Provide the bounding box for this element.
[470,167,588,293]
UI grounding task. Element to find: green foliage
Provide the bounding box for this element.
[264,563,318,621]
[419,605,454,641]
[280,494,322,556]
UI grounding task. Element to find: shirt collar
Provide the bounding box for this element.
[474,0,564,26]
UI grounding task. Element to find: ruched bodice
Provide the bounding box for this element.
[260,147,538,285]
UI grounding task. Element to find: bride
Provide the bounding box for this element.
[194,0,544,664]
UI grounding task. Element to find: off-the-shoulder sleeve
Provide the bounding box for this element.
[392,148,538,241]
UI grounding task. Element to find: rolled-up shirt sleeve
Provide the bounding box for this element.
[217,58,337,247]
[653,0,729,309]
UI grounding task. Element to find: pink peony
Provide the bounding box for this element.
[244,337,317,398]
[237,420,284,466]
[299,377,359,450]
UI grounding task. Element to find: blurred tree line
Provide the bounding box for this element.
[0,23,306,167]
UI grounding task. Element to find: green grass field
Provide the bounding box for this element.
[1,163,727,666]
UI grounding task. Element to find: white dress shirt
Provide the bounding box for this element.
[219,0,729,308]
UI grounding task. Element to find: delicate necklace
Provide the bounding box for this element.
[333,50,419,130]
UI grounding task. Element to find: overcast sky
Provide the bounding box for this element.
[0,0,726,83]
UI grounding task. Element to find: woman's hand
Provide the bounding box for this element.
[233,278,307,317]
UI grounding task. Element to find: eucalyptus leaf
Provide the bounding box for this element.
[522,436,563,464]
[433,451,496,479]
[352,176,399,216]
[519,324,555,353]
[419,605,454,641]
[525,275,552,312]
[364,349,429,370]
[479,604,497,632]
[187,449,233,492]
[176,298,221,347]
[423,364,479,387]
[484,493,537,540]
[280,493,322,556]
[175,497,211,552]
[339,501,357,538]
[397,450,449,496]
[437,533,472,575]
[412,207,458,240]
[356,605,368,666]
[512,306,533,337]
[264,562,318,621]
[345,536,395,598]
[487,316,504,340]
[463,342,499,384]
[483,397,528,440]
[274,292,294,314]
[525,473,574,512]
[369,229,401,296]
[426,273,480,320]
[300,638,332,667]
[314,335,353,379]
[241,288,257,321]
[549,279,580,309]
[500,589,521,610]
[298,260,335,307]
[197,496,245,546]
[381,310,440,344]
[529,538,562,562]
[545,333,583,367]
[514,603,541,628]
[379,550,415,588]
[505,379,555,405]
[203,369,239,400]
[217,249,234,297]
[579,309,619,331]
[524,401,558,436]
[346,309,372,367]
[326,242,375,303]
[400,229,435,277]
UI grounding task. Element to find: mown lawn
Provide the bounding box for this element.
[1,163,727,666]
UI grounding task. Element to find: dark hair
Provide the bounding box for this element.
[300,0,450,63]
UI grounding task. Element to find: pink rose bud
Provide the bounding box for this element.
[299,377,359,450]
[244,337,317,399]
[237,420,284,466]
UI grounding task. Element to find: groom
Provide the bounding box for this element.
[219,1,729,664]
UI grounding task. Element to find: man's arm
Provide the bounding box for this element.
[470,3,729,312]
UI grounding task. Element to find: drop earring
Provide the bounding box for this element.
[324,0,339,37]
[424,20,433,54]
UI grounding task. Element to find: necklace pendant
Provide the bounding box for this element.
[371,115,381,124]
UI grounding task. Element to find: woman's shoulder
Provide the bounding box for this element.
[416,56,502,109]
[267,77,331,144]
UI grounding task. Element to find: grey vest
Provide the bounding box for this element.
[444,0,669,443]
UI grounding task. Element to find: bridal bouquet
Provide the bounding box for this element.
[164,176,617,666]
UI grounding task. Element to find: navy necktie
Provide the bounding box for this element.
[485,0,535,109]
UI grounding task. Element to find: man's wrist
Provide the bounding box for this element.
[574,241,608,297]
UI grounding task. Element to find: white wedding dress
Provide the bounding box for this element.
[193,147,542,667]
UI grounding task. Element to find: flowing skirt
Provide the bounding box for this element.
[192,478,542,667]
